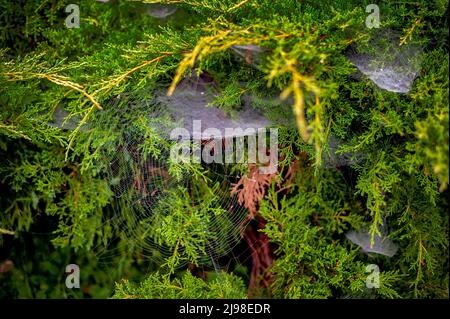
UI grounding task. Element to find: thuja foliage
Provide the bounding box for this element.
[0,0,448,299]
[113,271,247,299]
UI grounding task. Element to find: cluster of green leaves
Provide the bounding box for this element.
[0,0,448,299]
[0,143,112,250]
[147,183,237,271]
[0,231,150,298]
[259,161,445,298]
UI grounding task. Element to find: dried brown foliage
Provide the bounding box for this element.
[230,164,278,219]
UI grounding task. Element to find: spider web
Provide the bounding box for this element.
[88,76,275,270]
[347,28,423,93]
